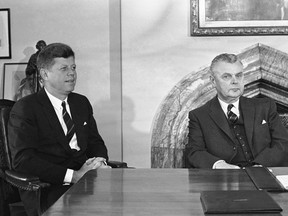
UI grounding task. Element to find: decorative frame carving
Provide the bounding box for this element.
[191,0,288,36]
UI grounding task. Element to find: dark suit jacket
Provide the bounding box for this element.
[8,88,108,184]
[187,96,288,168]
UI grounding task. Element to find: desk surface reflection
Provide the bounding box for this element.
[43,168,288,216]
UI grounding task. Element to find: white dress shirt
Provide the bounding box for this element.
[218,98,240,118]
[45,88,79,183]
[212,98,240,169]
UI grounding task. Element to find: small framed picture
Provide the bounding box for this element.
[3,63,28,101]
[0,9,11,58]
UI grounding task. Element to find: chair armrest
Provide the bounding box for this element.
[5,170,50,191]
[107,160,128,168]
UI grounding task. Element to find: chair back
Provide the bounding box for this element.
[0,100,15,173]
[0,100,17,216]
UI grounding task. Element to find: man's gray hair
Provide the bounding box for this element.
[210,53,243,75]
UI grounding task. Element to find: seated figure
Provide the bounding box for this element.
[8,43,110,215]
[186,53,288,169]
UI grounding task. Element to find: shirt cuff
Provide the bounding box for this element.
[212,160,225,169]
[64,169,74,184]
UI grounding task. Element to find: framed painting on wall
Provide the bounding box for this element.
[0,9,11,58]
[191,0,288,36]
[3,63,28,101]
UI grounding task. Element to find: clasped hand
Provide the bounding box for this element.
[72,157,111,183]
[85,157,111,168]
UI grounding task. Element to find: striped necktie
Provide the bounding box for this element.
[227,104,238,124]
[61,101,75,142]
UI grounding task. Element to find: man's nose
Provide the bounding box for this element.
[231,76,238,84]
[67,68,76,75]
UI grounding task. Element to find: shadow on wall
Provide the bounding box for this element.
[93,95,148,166]
[92,97,122,161]
[151,43,288,168]
[22,46,35,63]
[121,96,149,167]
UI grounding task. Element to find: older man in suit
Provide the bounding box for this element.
[187,53,288,169]
[8,43,110,215]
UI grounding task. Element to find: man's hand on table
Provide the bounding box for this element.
[71,157,111,183]
[213,160,241,169]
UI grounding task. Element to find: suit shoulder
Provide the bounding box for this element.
[11,93,39,116]
[189,99,211,115]
[13,93,38,107]
[245,97,274,106]
[69,92,90,103]
[68,93,93,111]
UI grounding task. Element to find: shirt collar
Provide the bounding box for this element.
[217,97,240,117]
[44,88,67,110]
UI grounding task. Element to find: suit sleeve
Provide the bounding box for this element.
[8,100,67,184]
[186,111,221,168]
[253,99,288,166]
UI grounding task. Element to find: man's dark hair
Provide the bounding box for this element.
[37,43,75,70]
[210,53,243,75]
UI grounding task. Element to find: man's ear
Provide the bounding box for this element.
[39,68,48,80]
[210,75,215,86]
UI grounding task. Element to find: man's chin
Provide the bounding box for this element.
[65,83,75,91]
[230,90,243,97]
[226,93,242,100]
[64,87,75,94]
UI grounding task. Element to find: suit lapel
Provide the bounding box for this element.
[209,97,235,143]
[239,97,254,148]
[37,89,71,152]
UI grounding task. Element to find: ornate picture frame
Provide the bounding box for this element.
[0,8,11,58]
[191,0,288,36]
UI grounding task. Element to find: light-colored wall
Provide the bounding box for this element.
[2,0,288,168]
[121,0,288,167]
[0,0,122,161]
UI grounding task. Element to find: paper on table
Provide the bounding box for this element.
[275,175,288,189]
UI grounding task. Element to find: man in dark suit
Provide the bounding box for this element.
[186,53,288,169]
[8,43,110,215]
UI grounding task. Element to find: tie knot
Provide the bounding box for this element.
[62,101,66,109]
[228,104,234,111]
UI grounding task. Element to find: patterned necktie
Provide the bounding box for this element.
[62,101,75,142]
[227,104,238,124]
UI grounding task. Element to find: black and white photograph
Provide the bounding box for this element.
[1,1,288,215]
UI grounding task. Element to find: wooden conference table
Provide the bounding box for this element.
[43,168,288,216]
